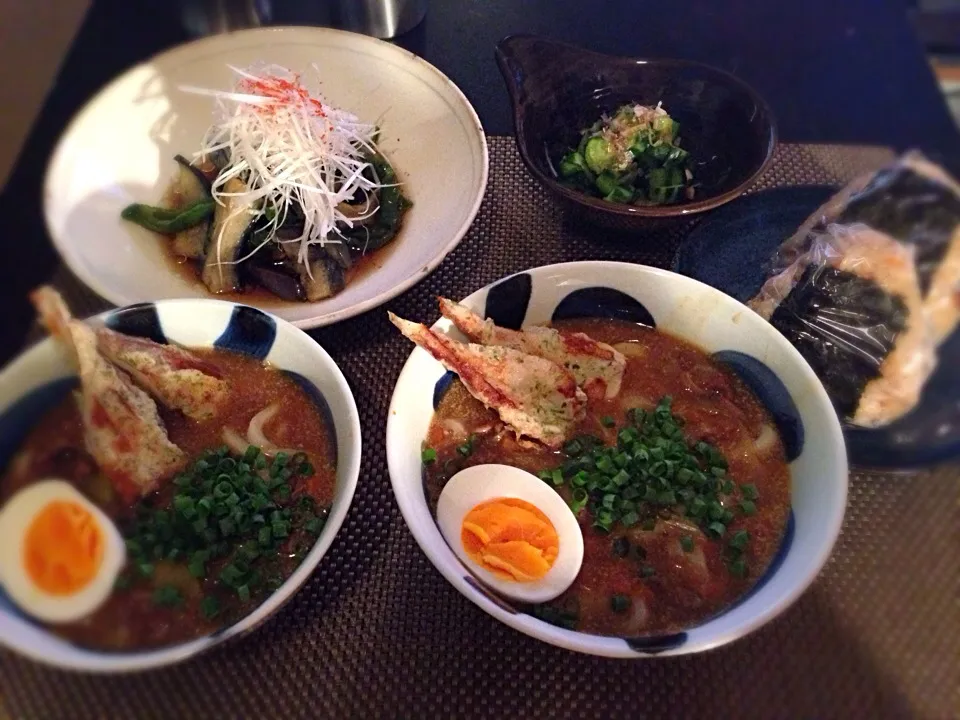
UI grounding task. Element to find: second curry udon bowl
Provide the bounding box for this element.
[386,261,847,658]
[0,299,361,672]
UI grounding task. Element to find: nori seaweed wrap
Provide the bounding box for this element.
[768,151,960,344]
[751,224,935,427]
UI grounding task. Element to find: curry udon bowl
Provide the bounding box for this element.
[0,299,360,672]
[386,261,847,658]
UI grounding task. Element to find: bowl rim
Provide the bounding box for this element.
[0,298,362,672]
[42,25,490,329]
[386,260,848,657]
[495,34,778,218]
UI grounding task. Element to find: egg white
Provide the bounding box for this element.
[0,479,126,624]
[436,464,584,604]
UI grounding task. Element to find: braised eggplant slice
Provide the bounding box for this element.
[174,155,212,192]
[135,139,410,302]
[323,240,353,270]
[171,219,209,260]
[170,156,212,259]
[202,177,254,294]
[298,254,346,301]
[247,264,306,301]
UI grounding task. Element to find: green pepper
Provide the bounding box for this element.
[648,167,685,204]
[665,147,690,166]
[121,198,214,234]
[604,184,633,204]
[595,172,622,198]
[559,151,588,178]
[560,104,692,206]
[647,168,668,201]
[629,134,650,157]
[584,136,616,174]
[650,143,674,163]
[653,115,677,142]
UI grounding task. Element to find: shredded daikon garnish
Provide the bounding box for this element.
[180,64,387,269]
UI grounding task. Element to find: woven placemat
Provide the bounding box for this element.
[2,140,958,720]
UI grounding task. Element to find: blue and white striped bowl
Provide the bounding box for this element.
[386,261,847,658]
[0,299,361,672]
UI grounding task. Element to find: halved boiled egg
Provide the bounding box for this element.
[436,464,584,603]
[0,479,125,623]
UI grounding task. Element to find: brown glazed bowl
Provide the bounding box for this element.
[495,35,778,231]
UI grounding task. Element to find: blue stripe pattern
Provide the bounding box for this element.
[281,370,338,460]
[104,303,167,344]
[484,273,532,329]
[712,350,805,461]
[214,306,277,361]
[552,287,656,327]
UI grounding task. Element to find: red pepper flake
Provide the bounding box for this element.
[238,73,327,118]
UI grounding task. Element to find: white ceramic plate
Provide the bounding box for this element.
[0,299,361,671]
[386,261,848,657]
[44,26,488,328]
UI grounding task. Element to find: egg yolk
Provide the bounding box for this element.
[23,500,104,595]
[460,498,559,582]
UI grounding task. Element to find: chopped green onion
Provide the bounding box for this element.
[707,521,726,538]
[200,596,220,620]
[612,537,630,558]
[152,585,183,608]
[729,557,748,578]
[305,517,325,535]
[114,574,132,591]
[564,439,583,456]
[610,594,631,613]
[729,529,750,550]
[570,488,589,514]
[219,563,245,588]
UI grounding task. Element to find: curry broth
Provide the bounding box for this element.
[424,319,791,636]
[0,349,337,650]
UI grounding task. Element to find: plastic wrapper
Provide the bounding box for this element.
[751,224,935,427]
[750,151,960,428]
[766,151,960,344]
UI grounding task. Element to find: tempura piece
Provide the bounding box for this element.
[31,287,185,502]
[438,297,626,400]
[389,312,586,448]
[97,330,228,421]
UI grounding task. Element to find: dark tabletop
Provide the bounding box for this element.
[2,0,958,361]
[0,2,958,714]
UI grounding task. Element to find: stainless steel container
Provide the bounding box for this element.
[180,0,426,40]
[334,0,427,39]
[181,0,271,36]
